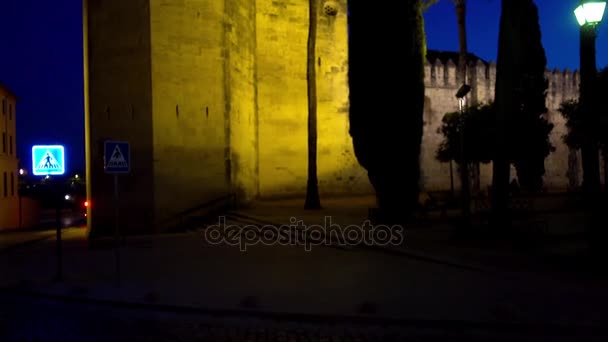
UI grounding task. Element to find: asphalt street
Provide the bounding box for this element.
[2,291,606,342]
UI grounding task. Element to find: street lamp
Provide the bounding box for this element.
[456,84,472,222]
[575,0,605,195]
[575,0,606,26]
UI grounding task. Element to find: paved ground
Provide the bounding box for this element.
[2,291,607,341]
[2,195,607,340]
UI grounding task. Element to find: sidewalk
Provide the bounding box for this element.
[0,230,55,254]
[227,195,594,275]
[0,211,85,254]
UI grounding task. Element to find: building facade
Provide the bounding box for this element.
[85,0,585,236]
[0,83,19,230]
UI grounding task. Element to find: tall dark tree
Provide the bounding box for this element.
[508,3,553,193]
[348,1,426,223]
[494,0,552,217]
[304,0,321,210]
[493,0,521,224]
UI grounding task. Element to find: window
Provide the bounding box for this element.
[9,136,12,155]
[2,133,5,153]
[10,172,14,196]
[3,172,7,197]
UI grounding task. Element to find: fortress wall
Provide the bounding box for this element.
[421,58,580,193]
[150,0,231,223]
[256,0,309,197]
[256,0,369,198]
[421,58,461,191]
[87,0,155,235]
[225,0,259,203]
[545,68,581,190]
[315,2,371,196]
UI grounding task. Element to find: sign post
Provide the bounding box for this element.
[104,141,130,287]
[32,145,66,282]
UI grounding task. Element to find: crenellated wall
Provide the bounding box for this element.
[421,55,581,192]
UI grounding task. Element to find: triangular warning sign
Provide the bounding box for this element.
[108,145,128,168]
[36,150,61,170]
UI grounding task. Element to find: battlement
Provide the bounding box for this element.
[424,56,580,98]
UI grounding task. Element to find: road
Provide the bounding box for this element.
[2,222,608,341]
[1,291,605,341]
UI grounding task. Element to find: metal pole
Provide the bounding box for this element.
[580,24,601,196]
[459,98,471,221]
[114,173,121,287]
[18,192,22,229]
[55,179,63,282]
[450,160,455,197]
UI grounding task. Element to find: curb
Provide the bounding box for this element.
[226,212,498,273]
[0,234,55,255]
[2,288,608,336]
[362,244,499,274]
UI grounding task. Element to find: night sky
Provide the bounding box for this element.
[0,0,607,174]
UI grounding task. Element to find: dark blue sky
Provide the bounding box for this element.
[1,0,607,173]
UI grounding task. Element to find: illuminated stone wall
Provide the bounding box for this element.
[256,0,370,199]
[225,0,259,203]
[149,0,231,223]
[421,57,581,192]
[87,0,588,236]
[87,0,155,235]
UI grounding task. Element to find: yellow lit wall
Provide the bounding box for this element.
[256,0,371,198]
[87,0,155,235]
[225,0,259,203]
[149,0,230,224]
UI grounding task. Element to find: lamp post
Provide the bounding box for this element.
[456,84,472,223]
[575,0,606,196]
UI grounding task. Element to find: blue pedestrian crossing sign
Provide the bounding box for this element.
[104,141,130,173]
[32,145,66,176]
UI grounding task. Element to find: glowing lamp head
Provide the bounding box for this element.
[575,0,606,26]
[84,201,89,207]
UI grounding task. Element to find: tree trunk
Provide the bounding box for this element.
[456,1,468,84]
[304,0,321,210]
[455,0,471,222]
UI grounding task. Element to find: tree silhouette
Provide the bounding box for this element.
[494,0,553,218]
[437,102,495,165]
[348,1,426,223]
[508,2,553,193]
[493,0,523,226]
